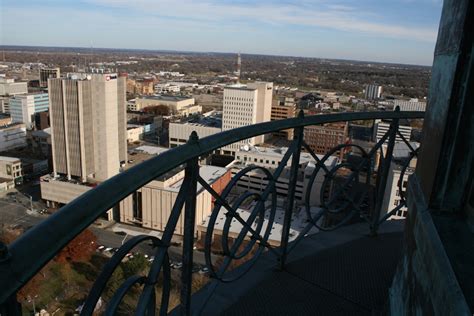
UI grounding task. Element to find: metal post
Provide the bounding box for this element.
[180,132,199,315]
[279,110,304,269]
[371,107,399,235]
[32,297,36,315]
[121,233,128,245]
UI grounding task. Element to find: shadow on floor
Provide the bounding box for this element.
[222,232,403,316]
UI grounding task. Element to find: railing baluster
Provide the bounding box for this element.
[279,110,304,269]
[180,132,199,316]
[371,107,400,235]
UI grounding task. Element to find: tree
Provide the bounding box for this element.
[122,254,148,279]
[55,229,97,264]
[143,105,170,116]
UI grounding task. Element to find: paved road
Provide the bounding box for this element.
[0,197,212,267]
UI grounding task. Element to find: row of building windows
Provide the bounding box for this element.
[224,97,253,102]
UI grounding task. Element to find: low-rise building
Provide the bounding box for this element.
[304,122,348,158]
[169,111,222,148]
[0,113,12,127]
[0,123,27,151]
[154,83,181,94]
[30,128,52,156]
[374,120,412,143]
[127,125,145,143]
[40,174,94,208]
[119,165,231,236]
[228,146,338,206]
[0,78,28,96]
[0,156,22,186]
[393,98,427,112]
[271,97,296,139]
[134,95,200,115]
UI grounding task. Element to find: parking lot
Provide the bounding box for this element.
[0,190,215,273]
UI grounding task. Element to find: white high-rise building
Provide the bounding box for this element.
[48,73,127,182]
[365,84,383,100]
[222,82,273,154]
[0,78,28,97]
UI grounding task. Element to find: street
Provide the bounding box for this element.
[0,193,213,268]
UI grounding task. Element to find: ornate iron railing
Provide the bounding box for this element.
[0,109,424,315]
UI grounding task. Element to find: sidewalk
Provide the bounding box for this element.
[108,222,163,239]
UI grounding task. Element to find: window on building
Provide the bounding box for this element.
[132,191,143,220]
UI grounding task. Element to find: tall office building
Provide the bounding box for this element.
[9,93,49,127]
[222,82,273,154]
[365,84,383,100]
[48,73,127,182]
[39,68,61,88]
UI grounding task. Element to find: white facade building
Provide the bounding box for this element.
[0,123,27,151]
[169,111,222,148]
[0,78,28,96]
[9,93,49,128]
[222,82,273,154]
[393,98,427,112]
[228,146,338,206]
[119,165,230,236]
[0,156,22,186]
[381,163,414,220]
[0,97,10,113]
[48,73,127,182]
[365,84,383,100]
[374,121,412,143]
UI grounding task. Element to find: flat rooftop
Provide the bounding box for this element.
[166,165,228,193]
[199,205,321,245]
[0,156,21,163]
[175,111,222,128]
[237,146,336,165]
[141,95,193,102]
[133,145,169,156]
[224,86,257,91]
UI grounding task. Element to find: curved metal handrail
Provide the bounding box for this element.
[0,110,424,304]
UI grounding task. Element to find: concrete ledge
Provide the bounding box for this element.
[389,175,471,315]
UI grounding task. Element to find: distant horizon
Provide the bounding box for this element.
[2,0,442,66]
[0,44,433,68]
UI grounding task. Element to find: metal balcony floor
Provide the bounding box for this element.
[189,220,405,316]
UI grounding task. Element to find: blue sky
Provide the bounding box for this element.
[1,0,443,65]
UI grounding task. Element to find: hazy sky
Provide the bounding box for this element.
[1,0,443,65]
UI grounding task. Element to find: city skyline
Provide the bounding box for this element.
[2,0,443,66]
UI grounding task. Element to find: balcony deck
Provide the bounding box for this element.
[191,220,405,315]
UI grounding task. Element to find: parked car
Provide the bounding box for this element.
[199,267,210,275]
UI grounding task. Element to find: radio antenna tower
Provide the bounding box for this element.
[236,52,241,83]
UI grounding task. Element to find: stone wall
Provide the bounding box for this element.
[389,176,470,315]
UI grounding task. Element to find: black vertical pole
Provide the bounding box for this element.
[280,110,304,269]
[371,107,399,235]
[180,132,199,315]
